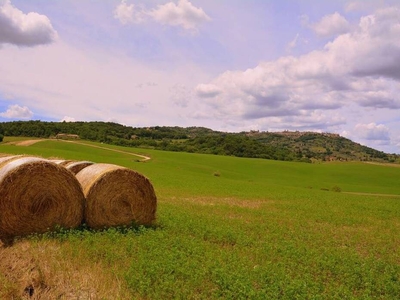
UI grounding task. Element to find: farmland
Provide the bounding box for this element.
[1,137,400,299]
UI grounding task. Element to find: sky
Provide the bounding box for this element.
[0,0,400,154]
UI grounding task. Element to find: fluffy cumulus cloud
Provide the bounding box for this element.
[149,0,211,30]
[114,0,210,31]
[354,123,390,141]
[310,12,351,37]
[0,104,33,119]
[113,0,144,24]
[195,6,400,131]
[0,0,57,46]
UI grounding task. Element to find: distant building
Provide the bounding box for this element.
[55,133,80,139]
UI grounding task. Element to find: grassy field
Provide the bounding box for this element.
[0,137,399,299]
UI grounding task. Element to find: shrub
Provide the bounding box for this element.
[331,185,342,192]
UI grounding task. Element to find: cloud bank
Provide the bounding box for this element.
[196,6,400,133]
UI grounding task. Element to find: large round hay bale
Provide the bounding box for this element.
[76,163,157,229]
[0,155,24,167]
[0,157,85,242]
[65,161,94,175]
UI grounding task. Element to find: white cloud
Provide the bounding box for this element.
[0,0,57,46]
[310,12,351,37]
[113,0,144,24]
[195,6,400,132]
[113,0,211,31]
[344,1,386,13]
[195,84,222,98]
[345,2,361,12]
[286,33,299,52]
[0,104,33,119]
[149,0,211,31]
[60,116,76,122]
[355,123,390,141]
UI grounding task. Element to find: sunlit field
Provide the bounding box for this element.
[1,137,399,299]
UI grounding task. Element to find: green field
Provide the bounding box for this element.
[1,137,400,299]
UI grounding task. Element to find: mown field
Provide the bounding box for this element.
[0,137,400,299]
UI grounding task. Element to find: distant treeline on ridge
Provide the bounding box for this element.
[0,121,398,163]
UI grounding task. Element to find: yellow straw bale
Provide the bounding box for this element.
[50,159,75,166]
[0,157,85,243]
[76,163,157,229]
[65,161,94,175]
[0,155,24,167]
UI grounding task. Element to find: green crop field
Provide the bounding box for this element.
[1,137,400,299]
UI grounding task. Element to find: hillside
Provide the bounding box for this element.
[0,120,398,163]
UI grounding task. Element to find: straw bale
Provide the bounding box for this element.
[0,155,24,168]
[50,159,75,166]
[76,163,157,229]
[65,161,94,175]
[0,157,85,243]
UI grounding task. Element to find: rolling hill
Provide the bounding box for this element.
[0,120,399,163]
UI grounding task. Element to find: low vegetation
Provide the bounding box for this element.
[0,137,399,299]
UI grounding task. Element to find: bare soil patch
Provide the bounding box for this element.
[14,139,46,146]
[363,162,400,168]
[343,191,400,197]
[0,240,130,299]
[168,196,273,209]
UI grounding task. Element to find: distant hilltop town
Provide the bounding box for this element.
[245,130,340,138]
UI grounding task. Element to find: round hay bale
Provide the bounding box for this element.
[65,161,94,175]
[0,157,85,242]
[76,163,157,229]
[50,159,75,166]
[0,155,24,167]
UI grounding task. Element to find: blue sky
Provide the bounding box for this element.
[0,0,400,153]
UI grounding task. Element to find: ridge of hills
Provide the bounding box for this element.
[0,120,399,163]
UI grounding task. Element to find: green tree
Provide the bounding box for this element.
[0,123,4,142]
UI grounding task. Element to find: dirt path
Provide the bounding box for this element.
[59,140,151,161]
[343,192,400,197]
[363,162,400,168]
[13,139,46,146]
[13,139,151,161]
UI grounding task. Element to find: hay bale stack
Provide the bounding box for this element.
[76,164,157,229]
[65,161,94,175]
[0,157,85,243]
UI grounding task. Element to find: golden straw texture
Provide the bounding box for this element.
[50,159,75,166]
[65,161,94,175]
[76,163,157,229]
[0,155,23,168]
[0,157,85,242]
